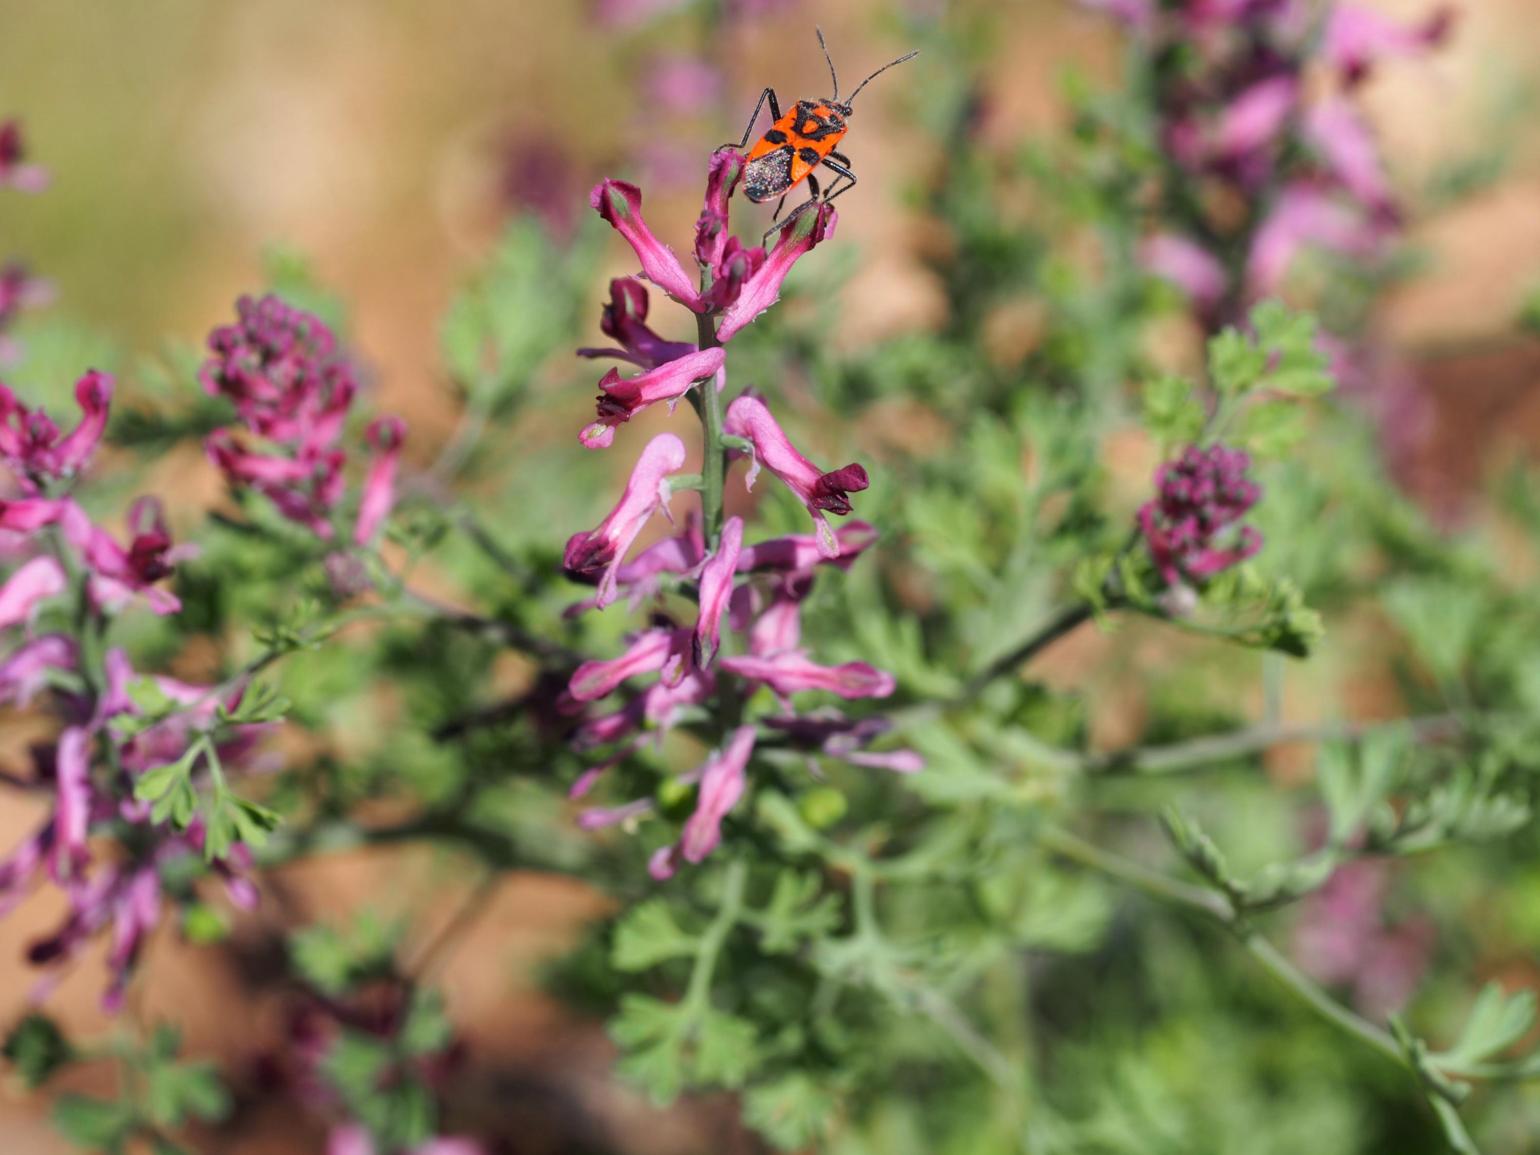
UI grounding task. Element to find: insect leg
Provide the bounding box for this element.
[821,153,858,202]
[721,88,782,152]
[763,174,821,244]
[770,193,789,224]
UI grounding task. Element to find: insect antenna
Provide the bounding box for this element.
[816,26,839,101]
[845,49,921,107]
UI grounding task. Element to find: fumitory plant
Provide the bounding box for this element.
[4,2,1540,1154]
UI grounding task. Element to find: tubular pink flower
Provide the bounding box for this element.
[576,278,697,369]
[102,867,161,1013]
[737,520,878,576]
[765,713,923,774]
[0,555,67,629]
[53,371,113,477]
[748,585,807,657]
[723,394,868,557]
[354,416,406,545]
[722,651,895,701]
[590,180,702,310]
[1325,4,1454,87]
[0,828,47,917]
[716,202,837,342]
[64,497,185,616]
[563,432,689,607]
[567,628,680,702]
[695,148,745,271]
[50,726,92,882]
[1303,99,1393,213]
[1215,77,1299,158]
[1248,185,1383,295]
[678,725,757,865]
[1141,234,1228,308]
[699,236,767,314]
[0,371,112,489]
[0,120,48,192]
[0,497,66,533]
[693,516,742,666]
[0,634,75,706]
[579,346,726,449]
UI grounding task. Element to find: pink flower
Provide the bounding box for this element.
[0,555,67,629]
[590,180,702,310]
[723,394,868,558]
[577,278,698,370]
[0,120,49,192]
[50,726,92,882]
[1215,76,1299,158]
[1248,184,1384,294]
[0,634,75,706]
[563,433,689,607]
[1324,4,1454,87]
[0,371,111,489]
[722,651,895,701]
[579,346,726,449]
[736,520,878,576]
[591,0,690,28]
[1141,234,1229,308]
[694,516,742,666]
[1303,99,1393,213]
[695,149,746,275]
[651,725,758,879]
[567,628,685,702]
[354,416,406,546]
[716,202,838,341]
[765,713,923,774]
[64,497,186,616]
[0,264,55,365]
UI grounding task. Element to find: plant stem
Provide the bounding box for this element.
[685,857,747,1010]
[962,602,1095,698]
[696,311,726,549]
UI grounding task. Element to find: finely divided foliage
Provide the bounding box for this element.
[2,2,1540,1153]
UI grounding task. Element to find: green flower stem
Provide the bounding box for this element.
[684,857,747,1013]
[695,310,727,549]
[1037,824,1484,1150]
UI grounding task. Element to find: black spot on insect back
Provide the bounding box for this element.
[763,128,788,145]
[744,147,794,203]
[797,147,821,167]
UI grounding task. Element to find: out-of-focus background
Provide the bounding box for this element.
[2,0,1539,1150]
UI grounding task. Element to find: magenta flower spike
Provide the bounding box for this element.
[694,515,743,666]
[1137,443,1262,587]
[723,394,868,557]
[564,432,689,607]
[722,651,896,701]
[354,416,406,546]
[0,555,67,629]
[579,346,726,449]
[716,202,838,342]
[590,180,703,310]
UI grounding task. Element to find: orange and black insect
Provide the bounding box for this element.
[729,29,919,242]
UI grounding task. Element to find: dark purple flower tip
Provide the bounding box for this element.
[563,532,617,583]
[0,119,48,193]
[1139,441,1264,586]
[808,464,870,514]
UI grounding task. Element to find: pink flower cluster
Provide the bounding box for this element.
[0,371,266,1009]
[1087,0,1452,314]
[564,153,916,879]
[201,295,405,546]
[1137,443,1262,587]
